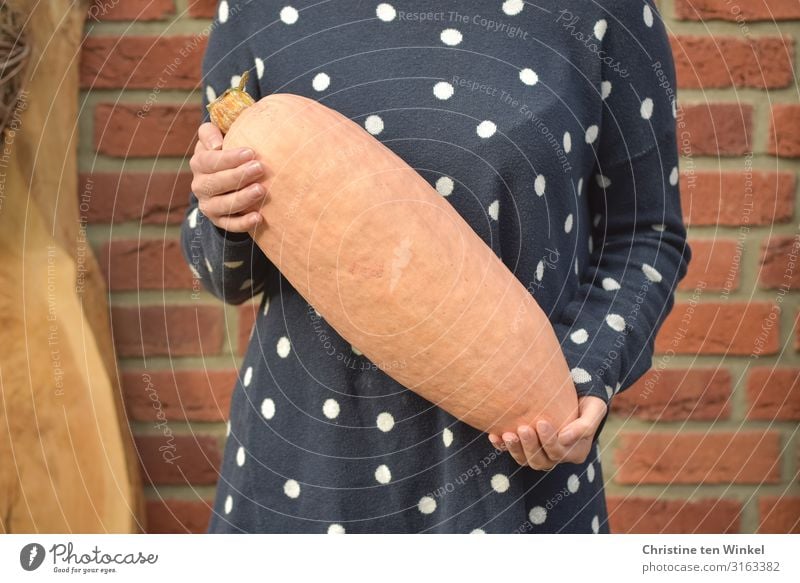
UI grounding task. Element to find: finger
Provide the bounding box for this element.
[502,432,527,467]
[200,183,267,217]
[559,397,607,447]
[195,146,257,175]
[213,211,262,233]
[198,122,224,150]
[488,433,506,451]
[193,161,265,200]
[518,425,554,470]
[536,420,570,462]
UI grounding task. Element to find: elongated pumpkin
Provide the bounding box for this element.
[208,75,580,436]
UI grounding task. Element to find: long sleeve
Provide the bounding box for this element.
[551,0,692,441]
[180,2,276,305]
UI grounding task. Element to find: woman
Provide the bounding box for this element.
[182,0,691,533]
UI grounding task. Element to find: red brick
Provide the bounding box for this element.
[238,300,261,356]
[145,498,212,534]
[680,171,795,226]
[760,236,800,289]
[607,497,741,533]
[78,171,192,225]
[135,434,221,485]
[615,431,781,485]
[100,239,194,291]
[757,496,800,533]
[111,304,224,357]
[94,103,200,158]
[122,369,237,422]
[87,0,175,21]
[678,239,740,291]
[768,104,800,158]
[656,302,780,356]
[671,35,794,89]
[188,0,217,18]
[611,368,731,421]
[680,103,752,156]
[746,368,800,421]
[675,0,800,21]
[81,36,206,89]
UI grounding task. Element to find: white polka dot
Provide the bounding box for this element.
[595,174,611,188]
[280,6,298,24]
[375,464,392,484]
[418,496,437,514]
[601,80,612,100]
[642,263,662,282]
[224,260,244,269]
[641,97,654,120]
[488,200,499,221]
[226,420,231,437]
[602,277,620,291]
[571,367,592,384]
[491,474,510,493]
[328,523,346,534]
[436,176,454,196]
[535,260,545,281]
[376,3,396,21]
[519,68,538,86]
[570,329,589,344]
[188,207,199,228]
[255,57,265,80]
[440,28,462,46]
[476,120,496,138]
[230,75,241,89]
[616,381,622,394]
[236,446,246,466]
[575,257,579,275]
[585,125,599,144]
[651,223,666,232]
[205,85,217,105]
[534,174,546,196]
[605,384,614,399]
[218,0,229,23]
[567,473,580,493]
[261,398,275,420]
[365,114,384,135]
[577,177,584,195]
[239,278,253,291]
[529,506,547,524]
[564,213,573,233]
[433,81,454,100]
[377,412,394,432]
[672,98,677,118]
[470,528,486,534]
[591,514,600,533]
[277,336,291,358]
[594,19,607,40]
[189,265,201,279]
[204,257,214,273]
[224,495,233,514]
[284,479,301,498]
[669,166,679,186]
[593,213,602,227]
[563,132,572,153]
[442,428,454,447]
[502,0,524,16]
[643,4,654,27]
[312,72,330,91]
[351,345,362,356]
[587,462,596,483]
[243,366,253,387]
[606,313,626,332]
[323,398,340,419]
[263,296,270,316]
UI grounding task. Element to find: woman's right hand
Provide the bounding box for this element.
[189,121,267,233]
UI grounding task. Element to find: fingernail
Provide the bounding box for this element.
[247,161,263,174]
[210,139,223,149]
[518,425,532,438]
[251,183,265,196]
[239,148,254,160]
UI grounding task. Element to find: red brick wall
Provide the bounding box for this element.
[80,0,800,533]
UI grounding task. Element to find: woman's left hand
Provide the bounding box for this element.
[487,396,607,470]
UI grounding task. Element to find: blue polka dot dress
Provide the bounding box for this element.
[182,0,692,534]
